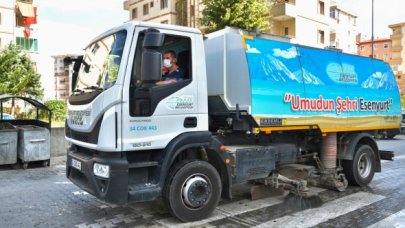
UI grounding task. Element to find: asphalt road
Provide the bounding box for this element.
[1,135,405,227]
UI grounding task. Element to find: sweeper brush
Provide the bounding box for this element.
[283,193,323,210]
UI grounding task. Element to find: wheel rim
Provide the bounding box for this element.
[357,153,372,178]
[181,174,211,208]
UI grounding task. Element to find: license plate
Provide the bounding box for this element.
[71,158,82,171]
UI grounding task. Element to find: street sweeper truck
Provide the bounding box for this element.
[65,21,401,222]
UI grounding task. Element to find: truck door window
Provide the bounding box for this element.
[130,31,192,116]
[132,33,192,84]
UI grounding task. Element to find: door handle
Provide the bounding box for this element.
[184,117,197,128]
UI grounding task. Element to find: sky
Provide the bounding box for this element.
[32,0,405,99]
[34,0,127,99]
[338,0,405,39]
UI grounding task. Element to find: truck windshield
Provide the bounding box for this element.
[74,30,127,93]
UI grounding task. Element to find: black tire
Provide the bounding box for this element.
[162,160,222,222]
[342,145,376,186]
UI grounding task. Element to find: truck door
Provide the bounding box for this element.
[121,27,204,151]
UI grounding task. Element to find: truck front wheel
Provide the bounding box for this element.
[163,160,222,222]
[342,145,376,186]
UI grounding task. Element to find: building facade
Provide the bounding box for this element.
[389,22,405,94]
[52,55,77,101]
[329,2,357,53]
[123,0,203,27]
[357,36,392,62]
[271,0,332,49]
[123,0,357,53]
[0,0,38,52]
[0,0,15,49]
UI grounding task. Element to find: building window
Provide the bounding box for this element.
[284,27,289,36]
[161,20,168,24]
[318,1,325,15]
[15,37,38,52]
[374,54,378,58]
[161,0,168,9]
[330,10,335,19]
[318,30,325,44]
[132,8,138,19]
[0,13,2,25]
[143,4,149,15]
[373,44,378,49]
[150,1,154,7]
[359,45,364,51]
[384,43,388,48]
[384,54,389,61]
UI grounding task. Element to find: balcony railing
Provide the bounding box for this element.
[389,58,403,65]
[391,46,403,52]
[123,0,129,10]
[391,33,403,40]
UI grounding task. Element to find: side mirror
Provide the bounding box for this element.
[143,29,164,49]
[140,29,164,83]
[69,56,83,92]
[73,56,83,72]
[141,51,162,82]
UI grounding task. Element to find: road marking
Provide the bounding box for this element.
[72,191,89,196]
[156,187,325,227]
[54,181,72,185]
[256,192,385,228]
[367,209,405,228]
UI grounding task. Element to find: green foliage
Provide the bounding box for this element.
[0,44,43,98]
[199,0,271,33]
[44,100,67,121]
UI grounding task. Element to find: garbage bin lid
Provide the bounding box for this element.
[0,95,50,112]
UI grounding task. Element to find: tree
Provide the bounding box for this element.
[199,0,271,33]
[44,100,67,121]
[0,44,43,98]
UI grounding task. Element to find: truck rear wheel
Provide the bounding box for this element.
[342,145,376,186]
[163,160,221,222]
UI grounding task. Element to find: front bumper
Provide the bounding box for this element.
[66,147,129,204]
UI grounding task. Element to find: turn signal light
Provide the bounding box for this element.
[219,145,227,152]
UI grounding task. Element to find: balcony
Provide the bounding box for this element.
[123,0,129,10]
[389,58,403,65]
[271,2,297,21]
[391,33,402,40]
[391,46,403,52]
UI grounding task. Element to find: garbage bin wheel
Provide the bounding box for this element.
[23,162,28,169]
[43,160,49,167]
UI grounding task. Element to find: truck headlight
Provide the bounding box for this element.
[93,163,110,178]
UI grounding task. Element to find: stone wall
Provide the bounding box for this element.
[51,127,69,157]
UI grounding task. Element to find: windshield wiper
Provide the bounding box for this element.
[73,89,85,95]
[85,86,103,91]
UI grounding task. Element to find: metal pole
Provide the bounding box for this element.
[371,0,374,58]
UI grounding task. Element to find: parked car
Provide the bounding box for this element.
[0,113,13,120]
[375,128,400,139]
